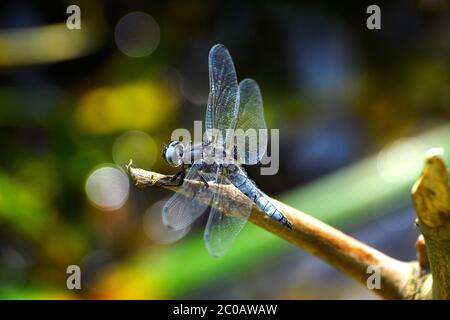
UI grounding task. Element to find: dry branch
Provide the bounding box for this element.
[127,152,450,299]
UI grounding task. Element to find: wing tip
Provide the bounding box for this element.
[204,232,224,259]
[239,78,259,89]
[161,204,182,231]
[209,43,230,59]
[211,43,226,50]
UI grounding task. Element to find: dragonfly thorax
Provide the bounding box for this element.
[201,144,235,165]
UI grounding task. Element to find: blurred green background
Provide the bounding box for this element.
[0,0,449,299]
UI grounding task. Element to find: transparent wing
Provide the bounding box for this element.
[204,167,252,258]
[235,79,267,165]
[205,44,240,147]
[162,161,212,230]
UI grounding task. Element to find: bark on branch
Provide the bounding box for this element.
[126,153,450,299]
[412,148,450,299]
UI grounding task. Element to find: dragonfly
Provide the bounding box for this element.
[161,44,292,258]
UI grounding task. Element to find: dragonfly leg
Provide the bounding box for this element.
[196,172,209,190]
[187,161,209,191]
[157,167,186,187]
[192,171,210,200]
[190,164,209,198]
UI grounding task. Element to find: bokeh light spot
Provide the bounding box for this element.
[75,81,177,134]
[143,200,190,244]
[115,12,160,58]
[377,138,425,184]
[113,130,157,169]
[85,165,129,211]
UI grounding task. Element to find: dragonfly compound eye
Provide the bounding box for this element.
[163,141,184,166]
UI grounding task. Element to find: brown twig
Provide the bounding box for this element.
[126,159,434,299]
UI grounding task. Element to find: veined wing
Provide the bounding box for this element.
[162,160,211,230]
[235,79,267,165]
[204,166,252,258]
[205,44,240,148]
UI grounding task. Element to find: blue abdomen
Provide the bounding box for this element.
[226,165,292,228]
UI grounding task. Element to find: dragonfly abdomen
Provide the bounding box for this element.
[226,165,292,228]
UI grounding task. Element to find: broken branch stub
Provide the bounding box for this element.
[412,148,450,299]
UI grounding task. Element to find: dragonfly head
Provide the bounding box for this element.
[162,141,184,167]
